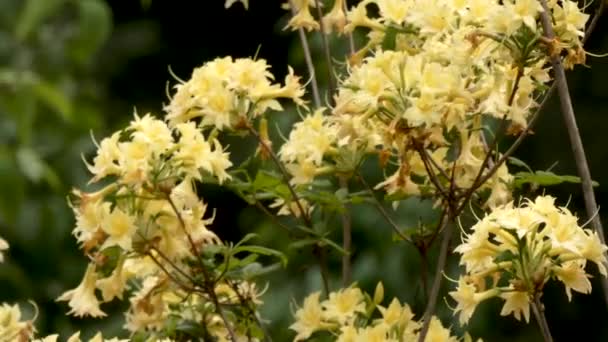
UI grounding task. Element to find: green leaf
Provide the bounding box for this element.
[513,170,599,188]
[240,262,282,279]
[235,233,258,248]
[16,147,45,183]
[68,0,112,64]
[319,236,348,255]
[289,238,318,250]
[15,0,65,40]
[32,79,72,122]
[508,156,532,172]
[233,245,287,266]
[381,26,398,50]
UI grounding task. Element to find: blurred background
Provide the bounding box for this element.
[1,0,608,340]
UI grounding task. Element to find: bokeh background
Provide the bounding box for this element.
[1,0,608,340]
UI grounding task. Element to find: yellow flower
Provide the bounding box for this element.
[57,263,106,318]
[424,316,458,342]
[322,287,366,324]
[499,291,530,322]
[0,236,8,263]
[579,230,608,276]
[322,0,347,33]
[100,203,137,251]
[336,325,358,342]
[375,0,411,25]
[86,132,122,182]
[96,257,129,302]
[174,122,233,183]
[554,261,592,301]
[0,303,34,341]
[290,291,326,341]
[286,0,319,32]
[449,277,498,324]
[128,113,174,154]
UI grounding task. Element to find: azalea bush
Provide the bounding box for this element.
[1,0,608,341]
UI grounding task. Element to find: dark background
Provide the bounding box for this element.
[1,0,608,340]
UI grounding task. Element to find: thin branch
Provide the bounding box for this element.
[455,67,523,214]
[166,195,238,341]
[417,215,453,342]
[146,252,197,293]
[422,148,451,182]
[314,0,336,102]
[532,296,554,342]
[314,245,331,296]
[339,176,352,286]
[246,124,312,227]
[253,199,294,233]
[582,0,606,45]
[290,1,321,108]
[416,146,451,201]
[538,0,608,308]
[342,0,355,55]
[356,171,412,242]
[469,87,551,194]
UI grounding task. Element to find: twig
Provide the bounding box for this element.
[538,0,608,309]
[455,68,523,214]
[314,0,336,102]
[339,176,352,286]
[166,195,238,341]
[342,0,355,55]
[416,146,451,201]
[246,124,312,227]
[253,199,294,233]
[314,245,331,296]
[289,0,321,108]
[356,171,412,242]
[417,215,452,342]
[532,295,554,342]
[582,0,606,45]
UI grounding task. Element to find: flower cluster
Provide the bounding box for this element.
[450,195,608,324]
[86,113,232,185]
[0,303,128,342]
[58,108,271,340]
[290,283,461,341]
[164,56,306,130]
[277,0,591,207]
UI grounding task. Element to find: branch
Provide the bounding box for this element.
[246,124,312,227]
[532,295,554,342]
[356,171,412,243]
[538,0,608,309]
[339,176,352,286]
[166,195,238,341]
[314,0,336,103]
[417,214,452,342]
[289,0,321,108]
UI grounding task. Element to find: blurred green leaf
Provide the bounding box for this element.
[15,0,65,40]
[16,147,45,183]
[69,0,112,64]
[32,79,72,122]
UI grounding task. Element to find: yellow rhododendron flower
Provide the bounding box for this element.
[57,263,106,318]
